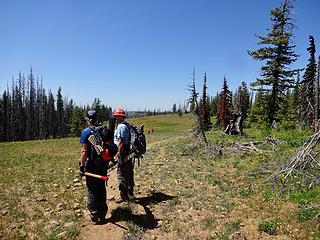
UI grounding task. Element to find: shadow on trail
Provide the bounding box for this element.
[135,192,176,206]
[107,192,176,230]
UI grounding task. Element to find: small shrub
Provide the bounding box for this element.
[217,219,241,240]
[191,199,202,210]
[260,121,272,137]
[228,219,241,231]
[220,200,236,212]
[125,221,143,240]
[162,197,179,213]
[201,215,216,229]
[261,191,274,201]
[258,218,280,235]
[297,206,318,222]
[238,187,253,198]
[205,174,219,186]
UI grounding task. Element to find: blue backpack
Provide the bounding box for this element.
[121,122,146,159]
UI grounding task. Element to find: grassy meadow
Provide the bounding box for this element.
[0,113,319,239]
[0,114,193,239]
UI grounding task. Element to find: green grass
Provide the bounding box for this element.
[258,218,280,235]
[128,114,193,142]
[297,205,319,222]
[217,220,241,240]
[0,138,84,239]
[0,114,319,239]
[289,186,320,205]
[0,113,192,239]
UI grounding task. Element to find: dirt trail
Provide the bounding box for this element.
[78,140,167,240]
[79,169,126,240]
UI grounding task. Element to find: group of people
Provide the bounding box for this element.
[79,107,135,223]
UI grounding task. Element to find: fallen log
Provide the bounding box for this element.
[271,127,320,186]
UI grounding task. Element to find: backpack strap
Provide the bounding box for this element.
[89,125,103,133]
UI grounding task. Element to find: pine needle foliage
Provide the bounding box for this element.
[299,35,317,129]
[217,76,232,129]
[199,73,212,131]
[248,0,299,125]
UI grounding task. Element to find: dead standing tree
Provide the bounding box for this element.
[188,68,208,145]
[224,112,243,135]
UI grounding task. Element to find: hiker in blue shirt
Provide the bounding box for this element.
[79,110,109,223]
[113,107,135,203]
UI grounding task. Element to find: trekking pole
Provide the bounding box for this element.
[84,172,108,181]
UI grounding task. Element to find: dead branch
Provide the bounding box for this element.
[271,128,320,186]
[229,136,284,153]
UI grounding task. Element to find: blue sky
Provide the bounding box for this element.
[0,0,319,111]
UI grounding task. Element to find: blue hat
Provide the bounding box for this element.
[86,110,97,119]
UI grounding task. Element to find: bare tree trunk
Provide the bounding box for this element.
[224,112,243,135]
[315,56,320,131]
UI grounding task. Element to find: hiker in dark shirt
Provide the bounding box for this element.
[79,110,109,223]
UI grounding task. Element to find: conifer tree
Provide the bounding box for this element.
[0,95,3,141]
[40,86,48,139]
[18,73,26,140]
[248,90,267,124]
[199,73,212,130]
[70,106,86,136]
[208,93,219,116]
[299,36,316,129]
[316,56,320,131]
[56,87,64,137]
[65,99,74,135]
[177,103,183,118]
[47,90,56,138]
[27,69,36,139]
[10,79,18,140]
[217,76,232,128]
[1,90,10,141]
[92,98,102,121]
[172,103,177,114]
[248,0,298,125]
[233,82,250,119]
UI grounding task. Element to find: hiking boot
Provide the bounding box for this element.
[98,217,108,224]
[90,216,99,223]
[128,193,135,201]
[115,193,129,204]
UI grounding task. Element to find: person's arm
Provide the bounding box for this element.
[118,137,125,156]
[80,143,88,167]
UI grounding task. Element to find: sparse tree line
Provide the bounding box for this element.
[186,0,320,134]
[0,70,112,141]
[0,70,173,142]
